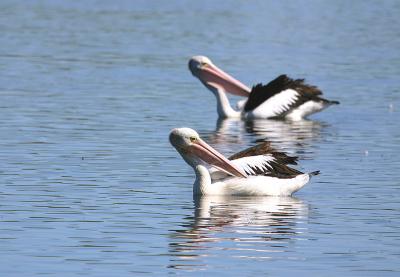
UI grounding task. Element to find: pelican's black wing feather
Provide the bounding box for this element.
[243,74,332,114]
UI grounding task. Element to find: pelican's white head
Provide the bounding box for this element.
[169,128,247,178]
[188,55,250,97]
[169,127,200,153]
[188,55,214,76]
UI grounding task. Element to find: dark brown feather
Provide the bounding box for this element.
[228,141,298,165]
[263,161,303,178]
[228,141,273,160]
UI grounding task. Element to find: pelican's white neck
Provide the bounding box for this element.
[178,151,212,195]
[193,164,212,195]
[210,86,241,118]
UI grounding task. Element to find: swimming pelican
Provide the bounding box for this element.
[188,56,339,120]
[169,128,319,196]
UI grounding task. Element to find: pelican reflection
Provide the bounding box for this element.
[168,195,308,270]
[204,118,327,158]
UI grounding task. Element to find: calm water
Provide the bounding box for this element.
[1,0,400,276]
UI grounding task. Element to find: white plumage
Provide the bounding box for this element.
[204,174,311,196]
[286,100,326,121]
[246,89,299,119]
[231,155,277,175]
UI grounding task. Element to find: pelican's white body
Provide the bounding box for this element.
[248,99,327,120]
[213,87,327,120]
[193,165,310,196]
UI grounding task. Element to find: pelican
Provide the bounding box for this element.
[188,56,339,120]
[169,128,319,196]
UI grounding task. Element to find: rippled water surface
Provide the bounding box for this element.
[1,0,400,276]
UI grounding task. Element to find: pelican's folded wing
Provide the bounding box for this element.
[228,141,298,165]
[210,154,302,181]
[210,142,301,181]
[230,155,303,178]
[244,75,328,117]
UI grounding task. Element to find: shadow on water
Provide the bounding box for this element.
[168,195,309,270]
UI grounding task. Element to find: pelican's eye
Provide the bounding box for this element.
[200,62,208,68]
[189,136,197,142]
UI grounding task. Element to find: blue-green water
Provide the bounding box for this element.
[1,1,399,276]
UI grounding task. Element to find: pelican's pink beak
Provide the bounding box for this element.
[188,138,247,178]
[198,63,251,97]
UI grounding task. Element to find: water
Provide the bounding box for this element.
[0,0,399,275]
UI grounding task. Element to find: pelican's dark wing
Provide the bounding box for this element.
[243,75,338,117]
[208,142,301,179]
[228,141,298,165]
